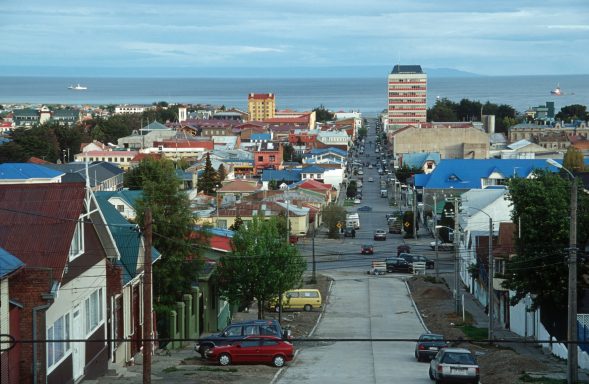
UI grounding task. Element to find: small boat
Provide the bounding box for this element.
[68,84,87,90]
[550,83,562,96]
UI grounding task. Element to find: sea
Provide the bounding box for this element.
[0,75,587,115]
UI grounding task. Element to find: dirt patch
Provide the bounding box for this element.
[407,276,555,384]
[177,274,332,383]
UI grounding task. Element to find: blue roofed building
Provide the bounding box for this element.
[95,190,143,221]
[261,169,302,184]
[0,163,64,184]
[250,133,272,143]
[303,147,347,164]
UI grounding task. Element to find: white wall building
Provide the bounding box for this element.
[387,65,427,130]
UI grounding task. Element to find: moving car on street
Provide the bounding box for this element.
[398,253,435,269]
[361,244,374,254]
[205,335,294,367]
[414,333,448,362]
[430,239,454,251]
[344,227,356,237]
[429,348,480,384]
[373,229,387,241]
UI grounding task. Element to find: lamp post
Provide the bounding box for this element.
[547,158,578,384]
[466,205,494,342]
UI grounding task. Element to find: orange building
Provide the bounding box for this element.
[253,142,283,175]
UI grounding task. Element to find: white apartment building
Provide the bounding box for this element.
[387,65,427,130]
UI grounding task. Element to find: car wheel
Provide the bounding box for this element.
[218,353,231,366]
[272,354,286,367]
[304,304,312,312]
[200,344,212,358]
[429,367,435,380]
[416,353,422,362]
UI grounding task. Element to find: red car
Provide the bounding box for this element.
[205,335,294,367]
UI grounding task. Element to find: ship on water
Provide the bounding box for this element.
[550,83,562,96]
[68,84,87,90]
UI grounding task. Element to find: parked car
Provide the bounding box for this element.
[269,289,322,312]
[361,244,374,254]
[429,348,480,384]
[368,177,374,182]
[357,205,372,212]
[373,229,387,241]
[414,333,448,361]
[398,253,435,269]
[385,257,412,273]
[205,335,294,367]
[430,240,454,251]
[195,320,290,357]
[344,227,356,238]
[354,198,362,204]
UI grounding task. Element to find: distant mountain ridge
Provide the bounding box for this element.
[0,65,481,78]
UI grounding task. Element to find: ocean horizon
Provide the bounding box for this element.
[1,74,587,115]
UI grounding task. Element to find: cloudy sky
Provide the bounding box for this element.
[3,0,588,77]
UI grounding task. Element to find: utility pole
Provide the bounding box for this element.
[488,217,494,343]
[143,208,153,384]
[453,197,460,314]
[568,177,578,384]
[311,226,317,283]
[433,194,439,278]
[412,186,417,238]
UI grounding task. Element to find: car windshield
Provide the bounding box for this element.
[420,334,444,341]
[442,352,476,365]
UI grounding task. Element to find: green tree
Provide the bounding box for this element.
[556,104,588,122]
[457,99,483,121]
[427,98,458,121]
[91,114,140,144]
[0,141,28,163]
[216,216,306,318]
[197,153,219,194]
[217,164,227,183]
[346,180,357,198]
[321,203,346,239]
[357,127,367,138]
[395,164,423,184]
[9,125,60,162]
[504,170,589,317]
[563,147,585,172]
[313,105,335,122]
[229,216,244,231]
[131,157,204,337]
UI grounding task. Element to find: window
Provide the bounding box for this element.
[69,220,84,260]
[47,313,71,370]
[225,326,242,336]
[117,205,125,212]
[258,156,264,161]
[269,155,275,162]
[244,325,259,335]
[85,288,104,334]
[217,219,227,229]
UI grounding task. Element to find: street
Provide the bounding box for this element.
[279,118,446,383]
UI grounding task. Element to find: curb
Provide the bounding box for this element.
[270,278,333,384]
[404,279,429,333]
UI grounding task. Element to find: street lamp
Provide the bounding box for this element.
[465,206,494,343]
[547,158,578,384]
[420,199,440,278]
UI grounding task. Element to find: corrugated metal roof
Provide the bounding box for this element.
[0,183,86,280]
[0,163,64,180]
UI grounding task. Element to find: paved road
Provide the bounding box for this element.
[279,119,435,383]
[277,272,432,384]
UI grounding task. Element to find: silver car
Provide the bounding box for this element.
[429,348,479,384]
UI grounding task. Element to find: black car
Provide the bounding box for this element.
[398,253,435,269]
[415,333,448,361]
[195,320,290,357]
[385,257,412,273]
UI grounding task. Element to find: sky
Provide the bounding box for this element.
[3,0,589,77]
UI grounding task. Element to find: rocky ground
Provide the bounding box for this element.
[407,275,582,384]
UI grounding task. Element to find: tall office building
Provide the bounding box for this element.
[387,65,427,130]
[248,93,276,121]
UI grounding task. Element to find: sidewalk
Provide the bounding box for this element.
[407,225,589,382]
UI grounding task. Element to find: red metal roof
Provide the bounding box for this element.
[0,183,86,281]
[248,93,275,100]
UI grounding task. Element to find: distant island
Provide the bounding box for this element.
[0,64,481,78]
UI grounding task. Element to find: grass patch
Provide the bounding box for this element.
[198,366,238,373]
[458,325,488,341]
[519,373,566,383]
[343,200,354,207]
[422,275,444,284]
[163,366,180,373]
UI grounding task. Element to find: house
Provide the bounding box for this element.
[95,193,161,366]
[51,109,81,126]
[0,163,64,184]
[0,247,24,384]
[316,130,349,151]
[94,190,143,221]
[217,180,260,206]
[74,150,138,170]
[0,183,119,383]
[398,152,441,174]
[302,147,347,165]
[498,139,562,159]
[12,108,40,127]
[261,169,302,188]
[41,161,125,191]
[508,121,589,143]
[117,121,176,150]
[253,142,283,174]
[80,140,109,153]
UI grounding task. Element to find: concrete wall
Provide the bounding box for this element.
[393,126,489,159]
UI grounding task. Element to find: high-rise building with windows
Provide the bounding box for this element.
[248,93,276,121]
[387,65,427,130]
